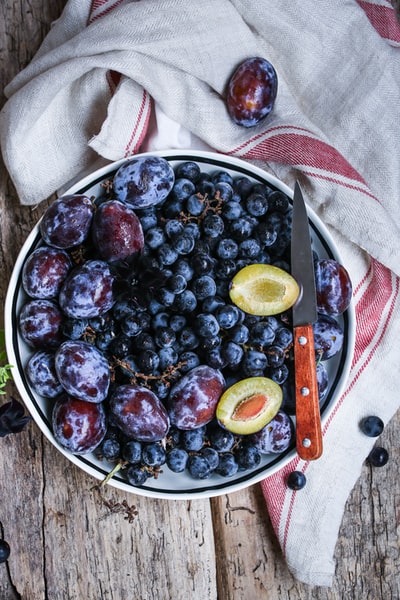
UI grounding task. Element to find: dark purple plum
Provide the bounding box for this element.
[26,351,63,398]
[109,384,170,442]
[226,57,278,127]
[315,259,352,316]
[39,194,94,249]
[313,315,344,360]
[113,156,175,209]
[19,299,64,349]
[52,394,107,455]
[316,361,329,402]
[250,410,294,454]
[55,340,110,403]
[92,200,144,262]
[168,365,225,430]
[22,246,72,299]
[59,260,115,318]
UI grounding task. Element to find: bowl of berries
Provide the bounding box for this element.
[5,150,355,499]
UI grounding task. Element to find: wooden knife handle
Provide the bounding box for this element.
[294,324,323,460]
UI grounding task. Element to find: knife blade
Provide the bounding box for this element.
[291,182,323,460]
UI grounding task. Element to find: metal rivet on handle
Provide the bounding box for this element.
[298,336,307,345]
[302,438,311,448]
[301,387,310,396]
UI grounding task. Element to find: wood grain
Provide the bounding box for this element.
[1,2,399,599]
[294,324,323,461]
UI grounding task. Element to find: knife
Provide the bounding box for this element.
[291,182,323,460]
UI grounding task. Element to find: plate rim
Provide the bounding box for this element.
[4,149,356,499]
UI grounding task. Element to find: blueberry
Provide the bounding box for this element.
[236,444,261,470]
[200,447,219,470]
[221,341,244,368]
[179,351,200,372]
[367,446,389,467]
[249,321,276,347]
[360,416,384,437]
[187,454,212,479]
[167,448,189,473]
[121,315,142,337]
[267,190,289,213]
[173,259,194,281]
[246,192,268,217]
[142,442,166,467]
[212,170,233,185]
[0,540,10,563]
[222,201,243,221]
[175,161,201,182]
[137,349,160,373]
[287,471,306,490]
[178,327,199,350]
[195,313,220,338]
[172,233,195,255]
[215,305,240,329]
[158,346,178,370]
[215,181,233,201]
[203,214,224,238]
[215,453,238,477]
[125,464,148,486]
[228,323,249,345]
[169,314,187,332]
[187,193,205,216]
[122,440,142,463]
[191,275,217,300]
[99,437,121,461]
[229,216,254,241]
[242,350,267,375]
[171,178,196,202]
[181,427,206,451]
[208,422,235,452]
[157,243,179,266]
[174,290,197,313]
[239,238,261,259]
[190,252,215,275]
[217,238,239,260]
[145,226,166,249]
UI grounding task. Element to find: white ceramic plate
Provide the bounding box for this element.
[5,150,355,499]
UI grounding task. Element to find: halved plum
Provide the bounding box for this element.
[229,264,299,316]
[216,376,282,435]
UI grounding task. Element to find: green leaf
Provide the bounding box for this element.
[0,329,13,393]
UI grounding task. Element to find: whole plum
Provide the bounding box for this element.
[22,246,72,299]
[168,365,225,430]
[52,394,107,455]
[313,315,344,360]
[19,299,64,349]
[315,259,352,315]
[250,410,294,454]
[226,57,278,127]
[26,351,63,398]
[40,194,94,249]
[55,340,110,403]
[59,260,115,319]
[113,156,175,209]
[92,200,144,262]
[109,384,170,442]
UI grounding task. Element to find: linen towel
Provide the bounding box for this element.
[1,0,400,587]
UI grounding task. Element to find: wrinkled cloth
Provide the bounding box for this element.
[1,0,400,587]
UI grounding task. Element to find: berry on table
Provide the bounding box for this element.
[367,446,389,467]
[360,416,384,437]
[286,471,307,490]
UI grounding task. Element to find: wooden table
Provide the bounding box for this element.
[1,2,399,598]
